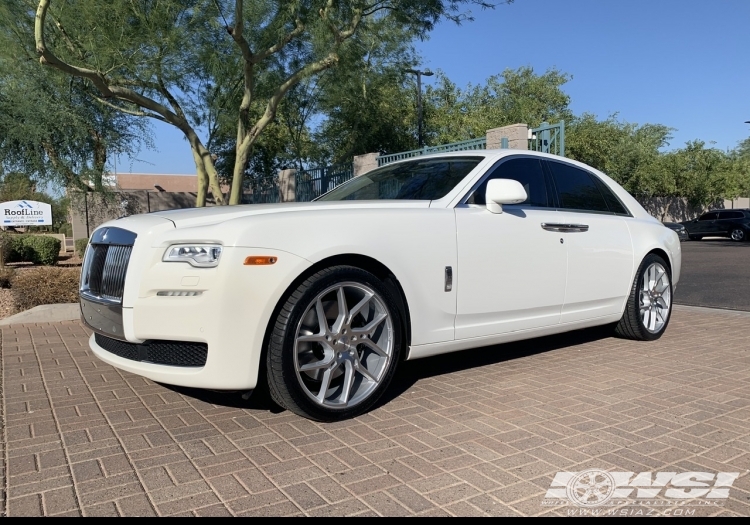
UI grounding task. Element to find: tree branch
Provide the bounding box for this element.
[35,0,113,96]
[229,0,255,64]
[92,95,167,122]
[254,15,305,63]
[243,52,339,149]
[157,72,186,120]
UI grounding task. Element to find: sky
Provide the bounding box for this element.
[117,0,750,175]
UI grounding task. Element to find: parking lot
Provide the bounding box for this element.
[675,239,750,311]
[1,241,750,517]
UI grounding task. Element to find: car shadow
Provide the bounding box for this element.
[162,324,615,417]
[373,324,615,410]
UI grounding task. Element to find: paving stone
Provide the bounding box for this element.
[2,310,750,516]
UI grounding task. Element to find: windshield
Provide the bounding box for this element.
[317,156,483,201]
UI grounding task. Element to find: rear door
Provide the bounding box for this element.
[717,210,744,235]
[545,160,634,324]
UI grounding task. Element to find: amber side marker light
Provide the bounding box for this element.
[244,256,278,266]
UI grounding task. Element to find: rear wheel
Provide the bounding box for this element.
[266,266,403,421]
[615,254,672,341]
[730,228,745,242]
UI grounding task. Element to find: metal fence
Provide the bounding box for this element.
[377,137,487,167]
[295,163,354,202]
[529,121,565,157]
[245,175,281,204]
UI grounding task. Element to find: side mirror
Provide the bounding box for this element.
[485,179,528,214]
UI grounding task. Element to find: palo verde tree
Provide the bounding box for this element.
[33,0,506,206]
[1,2,150,194]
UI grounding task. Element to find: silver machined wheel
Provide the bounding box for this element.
[731,228,744,241]
[639,262,671,333]
[293,282,394,409]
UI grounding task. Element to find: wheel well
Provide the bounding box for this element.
[646,248,671,272]
[258,254,413,385]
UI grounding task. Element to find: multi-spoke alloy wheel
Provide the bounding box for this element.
[615,254,672,341]
[294,282,393,408]
[267,266,403,421]
[730,228,745,242]
[639,263,671,333]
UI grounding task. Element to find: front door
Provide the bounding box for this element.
[693,212,719,235]
[455,157,568,339]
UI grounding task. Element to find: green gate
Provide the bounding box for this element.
[529,121,565,157]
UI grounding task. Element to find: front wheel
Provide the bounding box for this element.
[266,266,403,421]
[730,228,745,242]
[615,254,672,341]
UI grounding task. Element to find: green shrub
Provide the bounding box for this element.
[9,267,79,312]
[0,234,60,265]
[75,238,89,258]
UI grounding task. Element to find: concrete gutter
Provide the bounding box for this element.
[0,303,79,326]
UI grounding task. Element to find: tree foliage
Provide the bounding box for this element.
[31,0,501,205]
[422,67,572,145]
[0,1,150,193]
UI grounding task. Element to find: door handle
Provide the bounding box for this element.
[541,223,589,233]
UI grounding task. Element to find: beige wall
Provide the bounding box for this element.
[69,191,219,240]
[115,173,230,194]
[116,173,198,192]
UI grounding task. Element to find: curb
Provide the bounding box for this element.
[0,303,79,326]
[673,304,750,318]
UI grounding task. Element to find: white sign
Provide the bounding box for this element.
[0,200,53,226]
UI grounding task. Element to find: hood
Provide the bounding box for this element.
[149,200,431,228]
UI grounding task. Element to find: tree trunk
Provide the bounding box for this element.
[184,130,225,206]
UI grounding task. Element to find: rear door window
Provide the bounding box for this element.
[547,161,609,213]
[718,211,744,220]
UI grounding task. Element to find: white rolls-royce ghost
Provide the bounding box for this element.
[80,151,681,421]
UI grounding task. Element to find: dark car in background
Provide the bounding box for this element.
[681,209,750,242]
[663,222,689,241]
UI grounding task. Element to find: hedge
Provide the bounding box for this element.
[0,234,61,265]
[75,238,89,258]
[9,267,79,313]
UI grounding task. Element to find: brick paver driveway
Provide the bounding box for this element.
[2,306,749,516]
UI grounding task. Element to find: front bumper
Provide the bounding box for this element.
[85,245,312,390]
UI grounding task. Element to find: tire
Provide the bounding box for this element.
[730,228,745,242]
[614,254,672,341]
[266,266,404,421]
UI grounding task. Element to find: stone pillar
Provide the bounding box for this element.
[69,192,90,240]
[278,168,297,202]
[353,152,380,177]
[486,123,529,150]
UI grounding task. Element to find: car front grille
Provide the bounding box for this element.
[84,244,132,301]
[95,333,208,367]
[81,227,136,304]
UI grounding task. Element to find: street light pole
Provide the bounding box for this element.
[404,68,433,148]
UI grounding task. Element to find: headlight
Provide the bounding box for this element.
[163,244,222,268]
